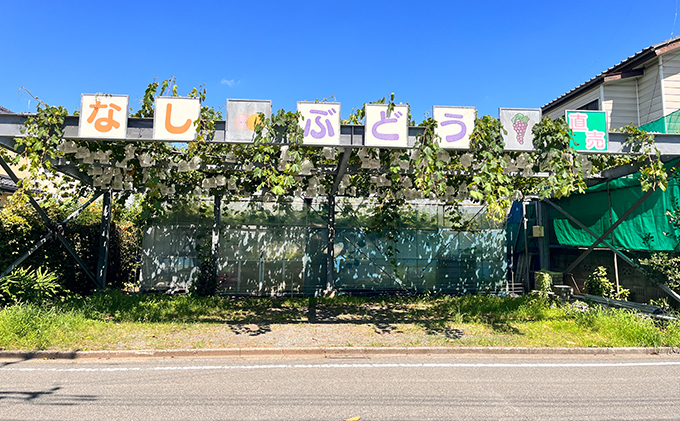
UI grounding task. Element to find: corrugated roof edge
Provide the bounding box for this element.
[542,36,680,114]
[0,105,13,114]
[0,174,18,192]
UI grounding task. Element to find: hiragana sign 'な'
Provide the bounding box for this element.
[297,102,341,146]
[79,94,129,139]
[364,104,409,148]
[565,110,608,152]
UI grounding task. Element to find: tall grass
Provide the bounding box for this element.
[0,304,93,350]
[1,291,679,350]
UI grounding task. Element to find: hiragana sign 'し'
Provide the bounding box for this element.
[153,97,201,141]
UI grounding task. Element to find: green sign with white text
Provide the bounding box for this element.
[565,110,607,151]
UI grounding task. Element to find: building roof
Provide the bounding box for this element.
[542,36,680,114]
[0,174,18,193]
[0,105,13,114]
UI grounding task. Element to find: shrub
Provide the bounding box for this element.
[585,266,630,300]
[0,198,140,294]
[534,271,553,299]
[0,266,64,306]
[639,252,680,291]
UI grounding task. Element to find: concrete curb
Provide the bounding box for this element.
[1,346,679,360]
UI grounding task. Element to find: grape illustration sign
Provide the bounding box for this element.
[565,110,607,152]
[499,108,541,151]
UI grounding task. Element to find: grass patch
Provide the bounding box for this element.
[1,291,679,351]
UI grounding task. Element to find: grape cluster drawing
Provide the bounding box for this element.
[511,113,530,144]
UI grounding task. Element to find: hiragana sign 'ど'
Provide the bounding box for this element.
[364,104,409,148]
[153,97,201,141]
[226,99,272,143]
[565,110,608,151]
[297,102,341,146]
[433,106,476,150]
[499,108,541,151]
[79,94,129,139]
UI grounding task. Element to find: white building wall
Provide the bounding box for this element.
[545,89,600,120]
[638,57,664,125]
[602,79,639,129]
[661,49,680,115]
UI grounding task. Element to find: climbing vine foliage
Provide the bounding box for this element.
[5,79,670,227]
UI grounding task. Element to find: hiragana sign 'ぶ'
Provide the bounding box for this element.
[298,102,341,145]
[433,106,476,150]
[79,94,129,139]
[565,110,608,151]
[364,104,409,148]
[153,97,201,141]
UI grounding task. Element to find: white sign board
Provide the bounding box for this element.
[153,97,201,141]
[500,108,541,151]
[226,99,272,142]
[298,102,341,145]
[79,94,129,139]
[364,104,409,148]
[433,106,476,150]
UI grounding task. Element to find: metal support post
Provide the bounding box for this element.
[96,190,112,289]
[521,201,530,291]
[326,193,336,294]
[537,201,550,270]
[212,194,222,281]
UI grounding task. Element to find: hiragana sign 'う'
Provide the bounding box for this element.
[433,106,476,150]
[79,94,129,139]
[565,110,608,152]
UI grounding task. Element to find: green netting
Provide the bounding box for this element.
[549,160,680,251]
[640,109,680,133]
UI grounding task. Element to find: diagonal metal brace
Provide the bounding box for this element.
[0,155,97,285]
[560,185,658,275]
[546,199,680,304]
[1,192,102,278]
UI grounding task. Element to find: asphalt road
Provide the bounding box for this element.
[1,354,679,421]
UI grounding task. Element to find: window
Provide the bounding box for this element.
[578,99,599,110]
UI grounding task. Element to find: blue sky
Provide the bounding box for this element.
[1,0,679,123]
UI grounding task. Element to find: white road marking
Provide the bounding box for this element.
[2,361,680,372]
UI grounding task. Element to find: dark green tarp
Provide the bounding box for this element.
[549,162,680,251]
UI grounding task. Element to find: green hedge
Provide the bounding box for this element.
[0,197,139,294]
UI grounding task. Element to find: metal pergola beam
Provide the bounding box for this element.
[4,113,680,154]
